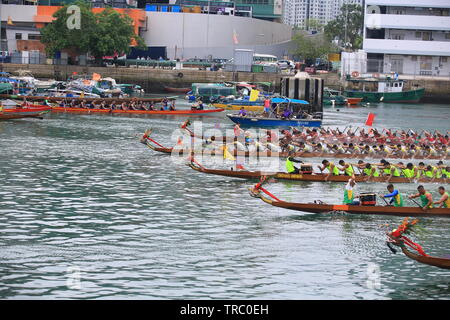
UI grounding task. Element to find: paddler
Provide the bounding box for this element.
[338,160,354,176]
[408,185,433,211]
[318,159,340,180]
[424,165,436,179]
[343,176,360,205]
[401,162,416,179]
[286,152,303,174]
[380,184,403,207]
[433,186,450,208]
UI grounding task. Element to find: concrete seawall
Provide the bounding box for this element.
[0,64,281,92]
[1,64,449,102]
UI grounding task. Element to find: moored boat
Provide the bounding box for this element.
[344,78,424,103]
[249,184,450,218]
[226,97,323,128]
[164,86,191,94]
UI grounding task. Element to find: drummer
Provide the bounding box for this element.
[285,151,303,174]
[343,176,360,205]
[380,184,403,207]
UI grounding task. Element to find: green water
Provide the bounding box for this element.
[0,99,449,299]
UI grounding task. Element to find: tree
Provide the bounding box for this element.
[40,1,146,62]
[324,4,363,50]
[291,33,337,61]
[304,18,324,32]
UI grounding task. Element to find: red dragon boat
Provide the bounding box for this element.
[0,103,51,120]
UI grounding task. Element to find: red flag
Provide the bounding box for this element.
[365,113,376,126]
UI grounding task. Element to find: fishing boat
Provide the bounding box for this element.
[323,88,346,106]
[387,219,450,269]
[0,100,51,120]
[211,99,265,112]
[249,185,450,218]
[344,78,424,103]
[51,106,224,116]
[164,86,191,94]
[226,97,322,128]
[189,83,237,103]
[142,134,448,160]
[188,161,449,184]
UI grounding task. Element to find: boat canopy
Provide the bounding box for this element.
[271,97,309,104]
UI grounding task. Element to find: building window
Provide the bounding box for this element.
[420,56,432,70]
[415,32,421,38]
[28,34,41,41]
[441,57,448,63]
[411,56,417,61]
[15,33,22,40]
[445,33,450,39]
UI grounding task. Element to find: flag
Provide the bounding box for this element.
[177,137,183,145]
[92,73,101,81]
[232,29,239,45]
[235,157,245,170]
[249,89,259,102]
[222,145,235,161]
[365,113,376,126]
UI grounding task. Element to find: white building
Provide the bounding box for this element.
[363,0,450,76]
[283,0,363,28]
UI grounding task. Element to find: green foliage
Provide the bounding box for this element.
[40,1,146,60]
[304,18,324,32]
[324,3,363,50]
[291,33,337,60]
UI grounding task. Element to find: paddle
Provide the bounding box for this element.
[408,198,422,208]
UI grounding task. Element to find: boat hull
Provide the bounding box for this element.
[344,88,425,103]
[227,114,322,128]
[164,87,191,94]
[189,164,449,184]
[400,246,450,269]
[258,195,450,218]
[212,102,264,112]
[0,105,51,120]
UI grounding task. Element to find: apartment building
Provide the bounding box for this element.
[363,0,450,76]
[283,0,363,28]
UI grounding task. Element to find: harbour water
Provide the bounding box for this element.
[0,99,449,299]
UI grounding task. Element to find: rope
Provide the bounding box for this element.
[402,235,428,257]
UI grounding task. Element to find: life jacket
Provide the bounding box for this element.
[327,162,340,175]
[424,169,434,178]
[402,168,415,178]
[364,167,380,177]
[390,165,401,177]
[286,158,296,173]
[344,164,354,176]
